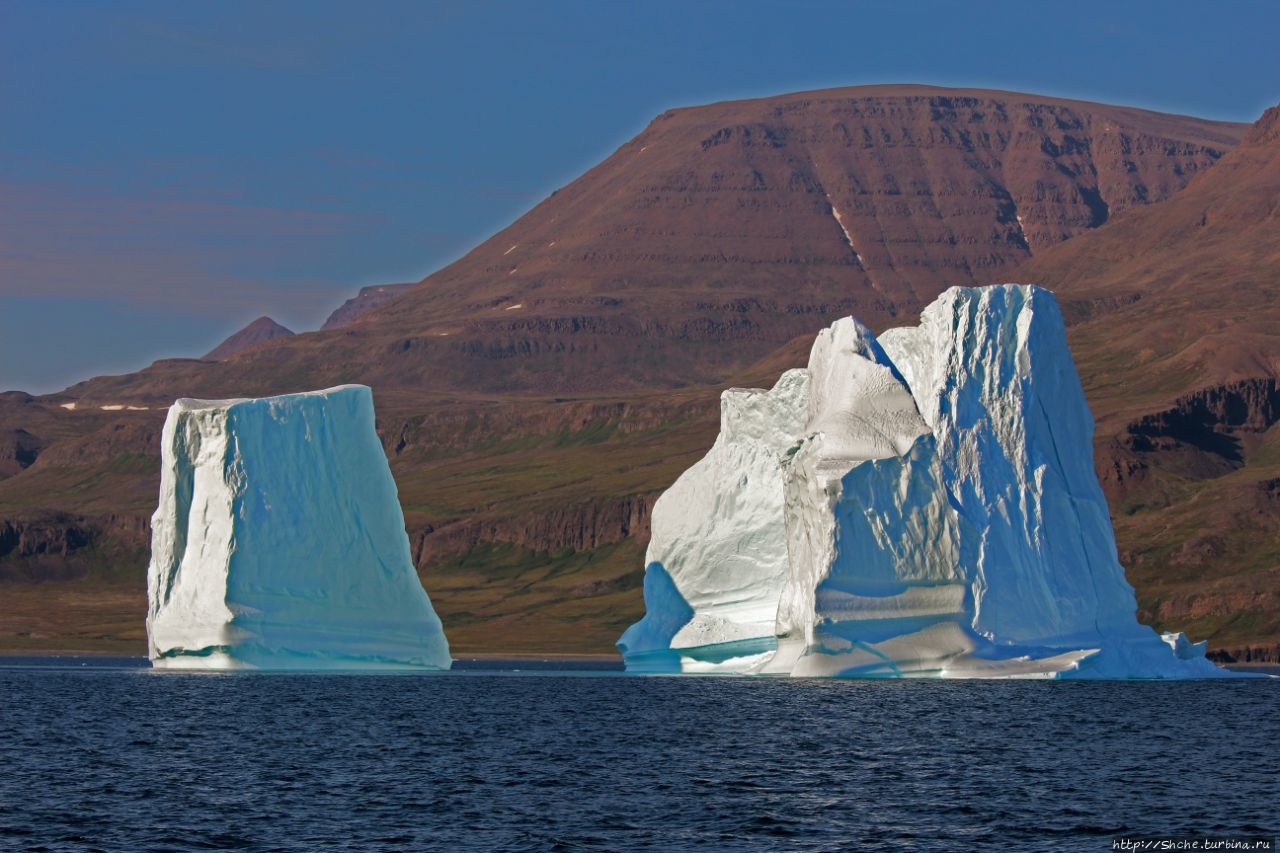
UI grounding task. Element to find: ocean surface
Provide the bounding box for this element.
[1,657,1276,852]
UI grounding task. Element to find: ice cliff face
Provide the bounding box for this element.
[146,385,451,670]
[619,285,1232,678]
[618,370,809,672]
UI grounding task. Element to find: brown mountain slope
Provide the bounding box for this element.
[58,85,1241,404]
[203,316,295,361]
[1014,103,1280,648]
[0,87,1262,655]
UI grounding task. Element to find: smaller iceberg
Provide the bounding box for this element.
[621,285,1241,679]
[146,385,451,670]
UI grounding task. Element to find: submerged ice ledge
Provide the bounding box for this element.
[620,285,1242,679]
[146,385,451,671]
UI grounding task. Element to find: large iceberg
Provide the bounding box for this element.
[620,285,1233,678]
[146,385,451,670]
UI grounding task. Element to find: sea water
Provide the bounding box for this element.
[1,657,1275,852]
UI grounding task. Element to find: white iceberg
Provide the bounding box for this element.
[620,285,1234,678]
[146,385,451,670]
[619,370,809,673]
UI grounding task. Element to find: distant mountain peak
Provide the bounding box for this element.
[321,283,416,330]
[204,316,295,361]
[1242,102,1280,147]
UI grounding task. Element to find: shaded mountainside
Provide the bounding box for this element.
[1,86,1271,655]
[1014,103,1280,648]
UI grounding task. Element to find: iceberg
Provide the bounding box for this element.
[620,285,1234,678]
[146,385,451,670]
[619,370,810,673]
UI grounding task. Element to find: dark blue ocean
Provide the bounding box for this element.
[0,658,1275,852]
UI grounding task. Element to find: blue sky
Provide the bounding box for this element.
[3,0,1278,393]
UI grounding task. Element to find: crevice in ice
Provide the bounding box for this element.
[1034,392,1108,640]
[848,640,904,677]
[162,422,196,609]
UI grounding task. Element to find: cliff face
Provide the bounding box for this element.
[0,514,150,581]
[411,494,657,568]
[0,517,94,563]
[1100,379,1280,498]
[1208,645,1280,665]
[0,428,42,480]
[0,389,687,654]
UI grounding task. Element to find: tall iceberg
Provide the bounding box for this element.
[146,385,451,670]
[620,285,1232,678]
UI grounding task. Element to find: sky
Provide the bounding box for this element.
[2,0,1278,394]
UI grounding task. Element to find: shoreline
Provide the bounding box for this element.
[2,650,1273,676]
[0,648,145,658]
[0,649,623,662]
[1222,662,1280,673]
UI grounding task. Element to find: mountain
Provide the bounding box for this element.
[322,284,416,330]
[1011,103,1280,649]
[0,86,1265,656]
[203,316,295,361]
[55,85,1240,404]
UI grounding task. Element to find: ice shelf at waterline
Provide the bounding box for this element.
[146,385,451,670]
[619,285,1234,678]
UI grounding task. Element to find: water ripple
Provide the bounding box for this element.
[0,663,1275,851]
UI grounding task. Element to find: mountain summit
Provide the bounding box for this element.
[203,317,295,361]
